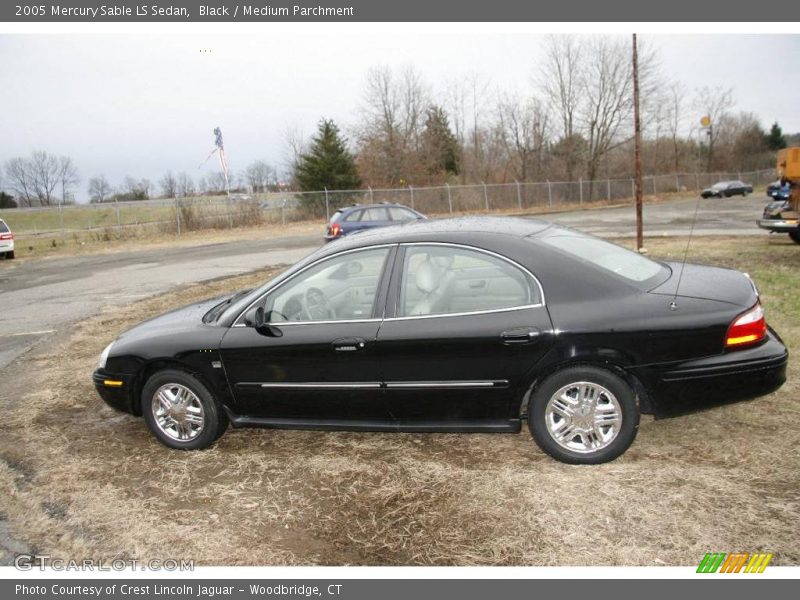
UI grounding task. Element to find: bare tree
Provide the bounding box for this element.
[160,171,177,198]
[245,160,275,193]
[539,36,584,182]
[496,93,551,182]
[283,124,307,185]
[665,82,686,172]
[580,37,637,196]
[4,157,36,206]
[29,151,60,206]
[359,65,430,184]
[694,86,734,171]
[57,156,80,205]
[176,172,195,197]
[88,175,112,203]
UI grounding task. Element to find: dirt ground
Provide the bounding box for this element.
[0,235,798,566]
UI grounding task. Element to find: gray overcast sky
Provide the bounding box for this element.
[1,33,798,200]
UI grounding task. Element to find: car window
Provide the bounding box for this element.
[342,210,362,223]
[539,230,667,285]
[388,207,418,222]
[329,211,343,224]
[360,207,389,222]
[398,245,536,317]
[0,221,8,233]
[263,247,390,322]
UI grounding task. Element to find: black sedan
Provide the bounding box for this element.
[94,217,788,464]
[701,180,753,198]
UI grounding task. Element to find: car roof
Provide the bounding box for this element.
[337,203,415,213]
[322,216,551,251]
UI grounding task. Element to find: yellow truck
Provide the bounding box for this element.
[758,147,800,243]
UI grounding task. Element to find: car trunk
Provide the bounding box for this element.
[648,262,758,309]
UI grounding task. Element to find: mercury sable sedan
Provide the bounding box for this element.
[93,217,787,464]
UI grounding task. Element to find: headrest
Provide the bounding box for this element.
[415,260,440,294]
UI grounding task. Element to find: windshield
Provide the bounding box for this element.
[537,228,669,287]
[0,221,8,233]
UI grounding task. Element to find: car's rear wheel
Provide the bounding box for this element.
[5,251,13,259]
[142,369,228,450]
[528,366,639,464]
[789,231,800,245]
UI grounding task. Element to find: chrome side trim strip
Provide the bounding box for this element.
[253,382,382,389]
[236,380,507,390]
[383,303,543,322]
[385,381,506,389]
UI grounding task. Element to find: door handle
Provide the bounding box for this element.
[500,328,540,345]
[332,337,367,352]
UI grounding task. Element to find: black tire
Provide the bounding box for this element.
[789,231,800,245]
[527,365,640,464]
[141,368,228,450]
[5,251,13,259]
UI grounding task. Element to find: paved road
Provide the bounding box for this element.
[0,194,770,371]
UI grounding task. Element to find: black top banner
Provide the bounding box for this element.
[3,0,799,22]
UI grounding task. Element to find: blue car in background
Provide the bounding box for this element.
[325,203,426,242]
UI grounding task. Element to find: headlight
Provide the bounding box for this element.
[98,342,114,370]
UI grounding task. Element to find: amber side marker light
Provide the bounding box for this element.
[103,380,124,388]
[725,303,767,348]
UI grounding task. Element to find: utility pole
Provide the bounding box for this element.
[632,33,644,252]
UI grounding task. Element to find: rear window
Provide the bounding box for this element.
[329,211,343,224]
[361,207,389,222]
[538,229,668,286]
[0,221,8,233]
[388,207,419,222]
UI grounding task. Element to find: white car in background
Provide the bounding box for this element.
[0,218,15,259]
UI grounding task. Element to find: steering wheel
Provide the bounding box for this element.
[302,287,335,321]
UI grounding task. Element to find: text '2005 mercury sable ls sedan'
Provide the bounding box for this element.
[94,217,787,464]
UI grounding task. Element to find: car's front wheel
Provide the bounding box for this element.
[142,369,228,450]
[528,366,640,464]
[789,230,800,245]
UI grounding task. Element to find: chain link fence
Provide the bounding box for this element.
[1,169,775,242]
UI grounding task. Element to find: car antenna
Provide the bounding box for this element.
[670,193,703,311]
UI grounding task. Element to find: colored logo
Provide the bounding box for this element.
[697,552,773,573]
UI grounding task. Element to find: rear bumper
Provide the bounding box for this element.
[0,240,13,252]
[633,329,788,417]
[757,218,798,233]
[93,369,137,414]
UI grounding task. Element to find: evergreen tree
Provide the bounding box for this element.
[295,119,361,192]
[765,122,787,151]
[421,106,459,178]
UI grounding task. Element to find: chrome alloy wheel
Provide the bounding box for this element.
[151,383,205,441]
[545,382,622,453]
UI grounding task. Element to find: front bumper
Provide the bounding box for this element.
[93,369,137,414]
[757,218,799,233]
[633,329,788,417]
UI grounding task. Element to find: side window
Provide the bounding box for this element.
[388,207,418,222]
[264,247,390,322]
[361,207,389,222]
[343,210,362,223]
[398,246,537,317]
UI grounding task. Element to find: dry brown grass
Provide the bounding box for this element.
[0,236,798,566]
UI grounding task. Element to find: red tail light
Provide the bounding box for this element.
[725,303,766,349]
[329,223,342,237]
[0,233,12,241]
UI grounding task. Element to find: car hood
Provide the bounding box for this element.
[648,262,757,308]
[114,295,227,347]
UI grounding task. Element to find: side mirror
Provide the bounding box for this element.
[251,306,283,338]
